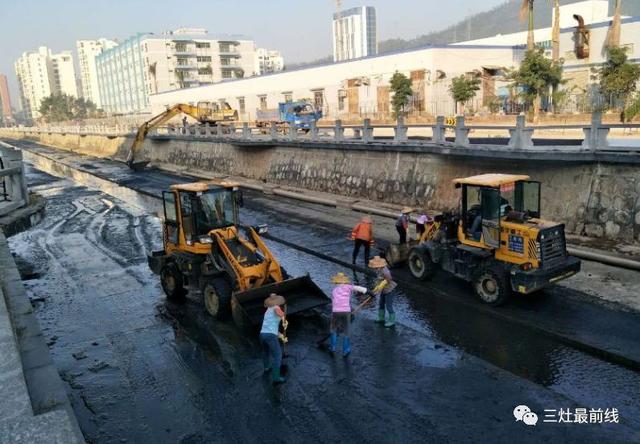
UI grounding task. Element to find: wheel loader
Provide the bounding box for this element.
[406,174,581,306]
[147,181,329,328]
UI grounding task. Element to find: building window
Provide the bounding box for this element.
[338,90,347,111]
[259,95,268,110]
[196,42,210,49]
[313,90,324,109]
[284,93,293,103]
[238,97,245,113]
[175,43,188,52]
[222,71,233,79]
[198,66,212,75]
[197,56,212,63]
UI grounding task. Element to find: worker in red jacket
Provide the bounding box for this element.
[351,215,373,265]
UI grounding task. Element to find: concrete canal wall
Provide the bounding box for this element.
[2,129,639,244]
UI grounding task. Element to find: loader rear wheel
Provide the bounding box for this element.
[472,267,511,306]
[161,263,186,302]
[408,248,436,281]
[203,279,232,320]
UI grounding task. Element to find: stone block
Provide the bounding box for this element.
[605,221,621,238]
[584,224,604,237]
[0,409,84,444]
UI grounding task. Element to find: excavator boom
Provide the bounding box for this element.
[127,102,238,171]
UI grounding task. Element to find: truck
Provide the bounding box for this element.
[256,101,322,133]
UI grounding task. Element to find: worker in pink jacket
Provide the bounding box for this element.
[329,272,368,356]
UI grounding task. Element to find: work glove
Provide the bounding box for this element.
[282,320,289,330]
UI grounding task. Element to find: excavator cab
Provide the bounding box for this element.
[148,181,329,330]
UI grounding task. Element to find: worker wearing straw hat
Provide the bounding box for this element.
[395,207,413,244]
[260,293,287,384]
[350,215,374,265]
[368,256,398,327]
[329,272,368,356]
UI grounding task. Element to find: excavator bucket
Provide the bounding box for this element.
[127,160,150,172]
[231,275,329,329]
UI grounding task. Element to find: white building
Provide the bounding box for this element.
[333,6,378,62]
[14,46,78,119]
[96,29,258,114]
[257,48,284,75]
[76,38,118,108]
[151,45,521,120]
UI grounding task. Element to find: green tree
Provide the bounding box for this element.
[599,46,640,117]
[509,48,564,121]
[389,71,413,117]
[449,75,481,115]
[39,94,99,122]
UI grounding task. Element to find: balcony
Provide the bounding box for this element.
[175,63,197,70]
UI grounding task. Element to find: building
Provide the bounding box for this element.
[96,29,258,114]
[333,6,378,62]
[14,46,78,119]
[151,45,521,120]
[0,74,13,121]
[257,48,284,75]
[76,38,118,108]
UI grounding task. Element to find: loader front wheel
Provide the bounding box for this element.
[472,267,511,306]
[161,263,186,302]
[408,248,436,281]
[203,279,232,320]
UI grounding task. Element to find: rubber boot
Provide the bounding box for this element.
[385,313,396,328]
[272,367,287,385]
[375,309,385,324]
[342,336,351,357]
[329,332,338,353]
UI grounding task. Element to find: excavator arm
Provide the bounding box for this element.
[126,104,201,171]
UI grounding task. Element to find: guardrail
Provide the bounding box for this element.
[0,142,29,217]
[3,112,640,152]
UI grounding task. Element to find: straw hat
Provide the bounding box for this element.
[368,256,388,269]
[331,272,351,284]
[264,293,286,307]
[401,207,413,214]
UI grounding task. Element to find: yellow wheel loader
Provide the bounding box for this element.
[127,101,238,171]
[147,181,329,328]
[407,174,581,306]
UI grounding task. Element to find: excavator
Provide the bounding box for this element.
[147,180,330,329]
[126,101,238,171]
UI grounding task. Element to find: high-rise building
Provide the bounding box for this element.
[0,74,13,121]
[332,6,377,62]
[14,46,78,119]
[96,29,258,114]
[76,38,118,108]
[256,48,284,75]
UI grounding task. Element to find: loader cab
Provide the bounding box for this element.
[455,174,541,249]
[162,182,241,252]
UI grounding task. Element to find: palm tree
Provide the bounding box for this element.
[607,0,623,49]
[519,0,535,51]
[551,0,560,61]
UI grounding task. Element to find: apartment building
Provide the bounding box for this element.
[96,29,258,114]
[14,46,78,119]
[77,38,118,108]
[333,6,378,62]
[256,48,284,75]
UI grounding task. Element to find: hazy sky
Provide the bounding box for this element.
[0,0,507,106]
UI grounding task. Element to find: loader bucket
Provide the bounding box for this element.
[383,240,418,268]
[231,275,329,329]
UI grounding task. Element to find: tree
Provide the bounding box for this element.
[509,48,564,121]
[389,72,413,117]
[449,75,481,115]
[599,46,640,116]
[39,94,99,123]
[519,0,535,51]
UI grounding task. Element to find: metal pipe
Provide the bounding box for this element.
[567,247,640,271]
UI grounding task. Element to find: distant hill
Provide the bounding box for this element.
[286,0,639,70]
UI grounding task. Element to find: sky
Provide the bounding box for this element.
[0,0,507,108]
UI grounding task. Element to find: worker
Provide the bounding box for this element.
[260,293,287,384]
[395,207,413,244]
[368,256,398,328]
[182,116,188,134]
[351,215,374,265]
[329,272,368,356]
[415,213,429,239]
